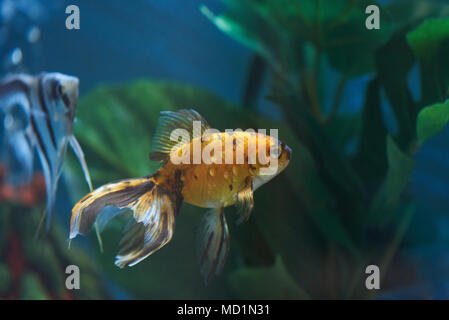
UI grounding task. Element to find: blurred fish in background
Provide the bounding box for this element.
[0,1,83,226]
[0,72,92,228]
[0,0,112,300]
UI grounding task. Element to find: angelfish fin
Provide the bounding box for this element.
[68,134,104,251]
[69,135,93,191]
[235,178,254,224]
[35,140,56,230]
[149,109,211,162]
[197,207,230,285]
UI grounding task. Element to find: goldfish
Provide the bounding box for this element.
[0,72,92,228]
[69,109,291,283]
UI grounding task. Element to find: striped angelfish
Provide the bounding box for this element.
[0,72,92,229]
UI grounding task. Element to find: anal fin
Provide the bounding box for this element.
[198,207,230,285]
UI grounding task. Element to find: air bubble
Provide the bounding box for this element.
[11,47,23,65]
[27,26,40,43]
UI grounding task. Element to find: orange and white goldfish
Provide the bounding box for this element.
[69,109,291,283]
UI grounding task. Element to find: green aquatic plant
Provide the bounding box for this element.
[65,0,449,299]
[198,0,449,298]
[0,180,109,300]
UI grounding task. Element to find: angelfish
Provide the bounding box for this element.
[0,72,92,228]
[69,109,291,283]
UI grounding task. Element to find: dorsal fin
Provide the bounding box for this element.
[149,109,211,162]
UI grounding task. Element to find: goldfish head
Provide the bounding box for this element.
[252,134,291,191]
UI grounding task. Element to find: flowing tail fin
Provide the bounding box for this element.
[69,175,182,267]
[197,207,230,285]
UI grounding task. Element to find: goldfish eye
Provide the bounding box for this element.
[270,145,281,159]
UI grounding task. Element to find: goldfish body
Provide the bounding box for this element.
[70,109,291,283]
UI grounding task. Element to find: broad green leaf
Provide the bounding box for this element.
[229,256,309,299]
[407,17,449,59]
[385,0,449,31]
[419,40,449,106]
[205,0,393,77]
[200,1,286,73]
[326,1,394,77]
[417,98,449,144]
[72,87,154,182]
[407,17,449,105]
[375,33,416,149]
[369,136,415,223]
[382,136,415,205]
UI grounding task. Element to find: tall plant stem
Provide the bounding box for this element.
[306,48,325,122]
[326,75,348,123]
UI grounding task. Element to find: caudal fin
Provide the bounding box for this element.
[197,207,230,285]
[70,175,182,267]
